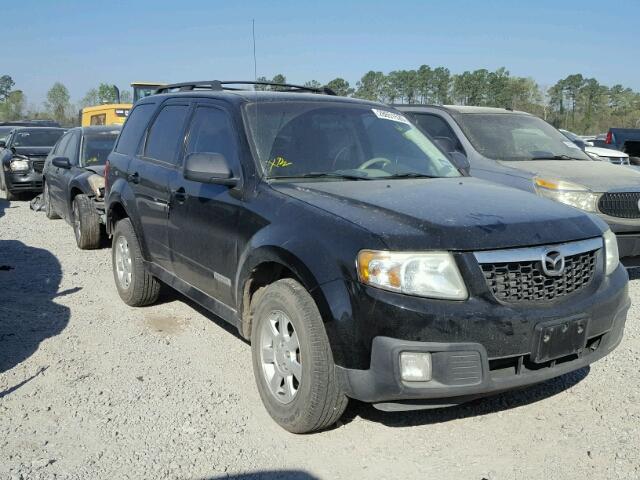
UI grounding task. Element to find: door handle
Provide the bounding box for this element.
[172,187,187,204]
[127,172,140,184]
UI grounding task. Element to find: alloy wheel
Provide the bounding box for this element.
[114,235,132,289]
[259,310,302,404]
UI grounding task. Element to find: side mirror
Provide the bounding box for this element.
[0,140,6,148]
[52,156,71,169]
[449,151,470,173]
[184,152,237,185]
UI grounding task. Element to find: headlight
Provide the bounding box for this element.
[356,250,468,300]
[603,229,619,275]
[87,174,105,198]
[9,159,30,172]
[534,177,599,212]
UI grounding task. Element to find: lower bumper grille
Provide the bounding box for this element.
[598,192,640,218]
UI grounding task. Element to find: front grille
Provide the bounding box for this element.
[480,249,597,303]
[31,159,45,173]
[598,192,640,218]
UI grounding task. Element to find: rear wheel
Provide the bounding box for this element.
[251,278,348,433]
[44,181,60,219]
[72,194,101,249]
[112,218,160,306]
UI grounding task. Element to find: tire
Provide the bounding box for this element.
[72,194,101,249]
[111,218,160,306]
[251,278,348,433]
[44,181,60,219]
[4,188,16,201]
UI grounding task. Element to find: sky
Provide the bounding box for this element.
[6,0,640,107]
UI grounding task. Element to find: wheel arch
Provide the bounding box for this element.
[236,246,334,341]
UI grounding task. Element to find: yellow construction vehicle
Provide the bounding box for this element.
[80,82,165,127]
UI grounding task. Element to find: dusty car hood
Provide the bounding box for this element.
[585,146,628,158]
[272,177,605,251]
[500,160,640,192]
[13,146,52,157]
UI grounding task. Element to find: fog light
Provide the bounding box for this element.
[400,352,432,382]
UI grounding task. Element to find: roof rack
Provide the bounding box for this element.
[155,80,336,96]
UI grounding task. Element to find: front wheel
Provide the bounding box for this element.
[44,181,60,219]
[72,194,101,249]
[111,218,160,306]
[251,278,348,433]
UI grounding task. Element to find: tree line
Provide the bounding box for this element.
[1,67,640,133]
[0,77,132,126]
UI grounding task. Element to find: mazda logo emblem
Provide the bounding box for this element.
[542,250,565,277]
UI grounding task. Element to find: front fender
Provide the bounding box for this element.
[68,172,96,205]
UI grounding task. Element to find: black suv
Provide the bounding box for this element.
[105,81,629,433]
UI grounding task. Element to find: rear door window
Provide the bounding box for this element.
[115,103,155,156]
[144,104,190,165]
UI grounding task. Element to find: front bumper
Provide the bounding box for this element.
[324,253,630,409]
[338,295,628,410]
[597,214,640,258]
[4,170,44,193]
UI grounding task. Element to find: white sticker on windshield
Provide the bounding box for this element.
[371,108,411,125]
[563,140,581,150]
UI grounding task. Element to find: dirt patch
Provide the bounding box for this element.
[144,313,186,335]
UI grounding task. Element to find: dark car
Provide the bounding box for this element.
[397,105,640,259]
[43,125,121,249]
[600,128,640,164]
[0,126,65,200]
[105,81,629,433]
[0,119,62,128]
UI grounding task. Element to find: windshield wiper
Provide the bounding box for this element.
[531,154,584,161]
[272,172,372,181]
[383,172,438,179]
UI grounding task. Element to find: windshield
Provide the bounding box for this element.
[455,113,591,161]
[12,129,64,148]
[81,132,119,166]
[244,102,460,180]
[133,86,159,103]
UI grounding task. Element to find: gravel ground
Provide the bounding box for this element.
[1,191,639,480]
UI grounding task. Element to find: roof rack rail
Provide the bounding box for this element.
[155,80,336,96]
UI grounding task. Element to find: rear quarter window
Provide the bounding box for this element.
[115,103,156,156]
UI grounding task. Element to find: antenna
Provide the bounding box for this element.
[251,19,262,168]
[252,19,257,83]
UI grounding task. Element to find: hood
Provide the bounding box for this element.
[84,165,105,176]
[13,146,52,157]
[272,177,605,251]
[585,146,628,158]
[499,160,640,192]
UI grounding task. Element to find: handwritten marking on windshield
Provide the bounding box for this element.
[268,156,293,172]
